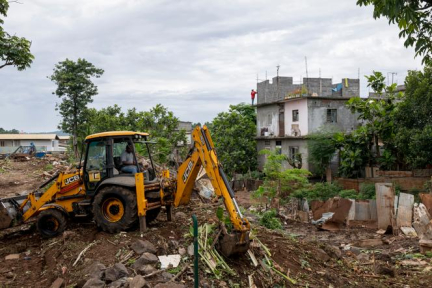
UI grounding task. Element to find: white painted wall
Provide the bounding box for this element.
[257,105,279,137]
[21,140,60,152]
[284,98,308,136]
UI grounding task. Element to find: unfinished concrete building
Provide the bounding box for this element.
[256,76,361,173]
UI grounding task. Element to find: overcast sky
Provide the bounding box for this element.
[0,0,423,132]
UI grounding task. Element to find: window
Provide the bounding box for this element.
[276,141,282,154]
[327,109,337,123]
[264,140,271,146]
[292,110,299,122]
[289,146,299,160]
[0,141,4,147]
[52,141,55,148]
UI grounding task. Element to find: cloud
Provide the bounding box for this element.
[0,0,423,132]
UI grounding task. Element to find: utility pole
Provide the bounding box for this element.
[391,72,397,84]
[305,57,309,96]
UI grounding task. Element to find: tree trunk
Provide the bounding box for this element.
[375,134,380,158]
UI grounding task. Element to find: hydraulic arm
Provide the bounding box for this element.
[174,125,250,256]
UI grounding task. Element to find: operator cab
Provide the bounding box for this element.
[83,131,156,192]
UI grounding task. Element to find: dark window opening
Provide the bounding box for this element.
[292,110,299,122]
[327,109,337,123]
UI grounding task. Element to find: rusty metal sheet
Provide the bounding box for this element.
[311,198,352,224]
[375,183,395,230]
[369,200,378,220]
[355,201,371,221]
[420,193,432,218]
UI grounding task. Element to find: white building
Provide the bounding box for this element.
[0,134,62,154]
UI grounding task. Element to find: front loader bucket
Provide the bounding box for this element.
[217,230,250,258]
[0,203,13,230]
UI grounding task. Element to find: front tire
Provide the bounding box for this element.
[93,186,138,233]
[36,209,67,238]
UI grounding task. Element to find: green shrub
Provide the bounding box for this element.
[359,183,376,199]
[338,189,359,199]
[259,209,282,230]
[44,164,53,171]
[291,182,342,201]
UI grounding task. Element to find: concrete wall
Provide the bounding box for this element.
[303,78,333,97]
[21,140,59,152]
[257,76,360,104]
[342,78,360,98]
[284,98,308,137]
[256,104,280,137]
[307,98,360,134]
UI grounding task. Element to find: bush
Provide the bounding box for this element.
[359,183,376,199]
[291,182,342,201]
[259,209,282,230]
[338,189,359,199]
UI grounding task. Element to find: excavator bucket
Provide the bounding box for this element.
[0,203,13,230]
[217,229,250,258]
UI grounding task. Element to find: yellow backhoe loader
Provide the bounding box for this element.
[0,126,250,256]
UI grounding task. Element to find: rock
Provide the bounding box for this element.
[50,278,64,288]
[375,264,396,277]
[85,261,106,280]
[322,245,342,259]
[132,253,159,271]
[107,277,128,288]
[5,254,20,260]
[187,244,194,256]
[356,253,369,262]
[175,212,187,218]
[154,283,185,288]
[349,246,362,255]
[131,239,157,254]
[5,272,14,279]
[375,252,392,262]
[137,264,157,276]
[314,249,330,262]
[158,254,181,269]
[161,271,173,281]
[178,247,186,256]
[82,278,105,288]
[129,275,146,288]
[105,263,129,283]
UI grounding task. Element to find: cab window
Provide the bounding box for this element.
[85,140,106,189]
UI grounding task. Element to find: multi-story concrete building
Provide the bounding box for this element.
[256,76,361,173]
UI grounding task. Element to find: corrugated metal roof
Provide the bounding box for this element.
[0,134,59,140]
[58,136,71,140]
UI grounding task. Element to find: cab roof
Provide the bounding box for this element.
[85,131,149,141]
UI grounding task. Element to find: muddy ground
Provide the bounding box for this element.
[0,159,432,287]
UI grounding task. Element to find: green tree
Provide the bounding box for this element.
[85,104,187,164]
[0,0,34,70]
[307,127,339,177]
[0,127,18,134]
[49,58,104,157]
[211,103,257,177]
[253,149,311,206]
[393,67,432,168]
[357,0,432,64]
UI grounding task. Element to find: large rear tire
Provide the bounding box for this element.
[36,209,67,238]
[93,186,138,233]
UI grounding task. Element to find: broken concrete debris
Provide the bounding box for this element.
[158,254,181,269]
